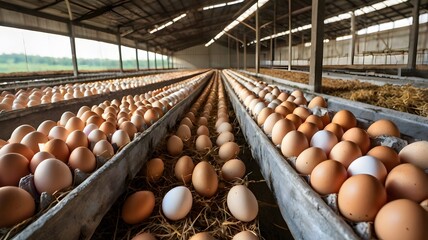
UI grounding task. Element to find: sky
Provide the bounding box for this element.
[0,26,160,60]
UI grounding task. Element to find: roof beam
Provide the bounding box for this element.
[73,0,130,23]
[34,0,63,11]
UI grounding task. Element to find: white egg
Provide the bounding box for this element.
[347,155,387,182]
[310,130,338,155]
[162,186,192,221]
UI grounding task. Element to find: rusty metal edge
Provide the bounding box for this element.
[13,72,213,240]
[221,72,359,240]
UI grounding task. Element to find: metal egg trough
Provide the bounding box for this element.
[10,72,212,240]
[0,70,207,140]
[222,70,428,240]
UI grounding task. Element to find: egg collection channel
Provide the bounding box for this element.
[94,71,261,240]
[223,69,428,240]
[0,71,210,238]
[0,70,200,113]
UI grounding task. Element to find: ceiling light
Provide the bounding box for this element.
[150,13,187,34]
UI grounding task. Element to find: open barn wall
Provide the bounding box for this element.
[263,23,428,66]
[173,43,256,69]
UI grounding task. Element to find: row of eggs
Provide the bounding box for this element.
[224,69,428,240]
[0,70,200,112]
[0,73,209,229]
[121,73,259,240]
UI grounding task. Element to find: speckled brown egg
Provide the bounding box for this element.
[295,147,327,175]
[385,163,428,202]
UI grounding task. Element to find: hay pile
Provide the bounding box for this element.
[247,69,428,117]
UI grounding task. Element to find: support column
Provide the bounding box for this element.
[244,34,247,70]
[349,12,356,65]
[228,36,231,68]
[236,39,240,69]
[309,0,325,93]
[167,52,170,69]
[255,3,260,74]
[154,51,157,69]
[162,51,165,69]
[135,41,140,71]
[171,52,174,69]
[407,0,420,70]
[117,33,123,72]
[67,23,78,77]
[288,0,292,71]
[271,0,276,67]
[146,44,150,69]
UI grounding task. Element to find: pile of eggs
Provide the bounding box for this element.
[224,69,428,239]
[0,73,208,230]
[118,72,259,240]
[0,70,200,112]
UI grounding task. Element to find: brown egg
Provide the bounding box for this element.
[120,121,138,140]
[215,117,229,129]
[367,146,400,172]
[256,107,274,126]
[174,155,194,184]
[293,107,311,121]
[68,147,96,173]
[92,140,115,159]
[277,92,289,102]
[0,143,34,161]
[48,126,69,141]
[281,130,309,158]
[323,123,344,140]
[294,96,307,106]
[398,141,428,169]
[196,125,209,136]
[0,186,35,228]
[367,119,400,138]
[192,161,218,197]
[375,199,428,240]
[144,109,159,126]
[176,124,191,142]
[185,112,196,123]
[43,139,70,163]
[86,115,104,127]
[88,129,107,147]
[30,151,55,173]
[195,135,212,153]
[80,111,96,123]
[297,122,319,141]
[295,147,327,175]
[216,131,235,147]
[0,153,29,186]
[166,135,183,156]
[342,127,370,154]
[274,105,291,117]
[217,122,233,133]
[0,139,7,148]
[189,232,215,240]
[221,159,246,181]
[285,113,303,129]
[329,140,362,168]
[65,117,85,132]
[338,174,386,222]
[66,130,88,151]
[180,117,194,129]
[271,119,295,145]
[111,130,131,149]
[131,114,145,131]
[33,158,72,194]
[308,96,327,109]
[76,106,91,118]
[232,231,258,240]
[227,185,258,222]
[263,113,283,135]
[37,120,57,136]
[131,233,156,240]
[145,158,164,182]
[9,124,35,143]
[385,163,428,202]
[219,142,240,161]
[20,131,48,153]
[99,121,116,136]
[305,115,324,129]
[331,110,357,131]
[310,160,348,195]
[121,191,155,224]
[281,101,297,112]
